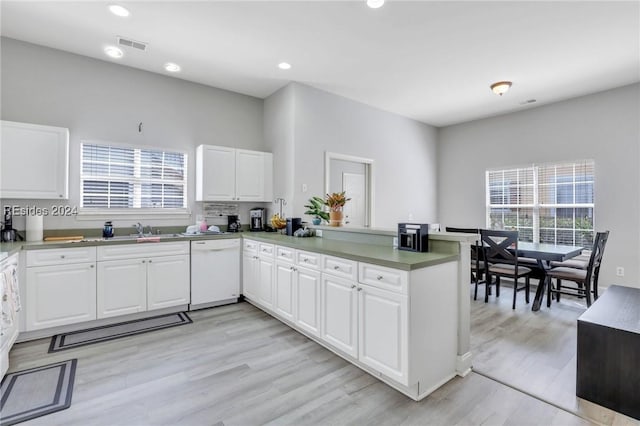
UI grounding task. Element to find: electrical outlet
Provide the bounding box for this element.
[316,229,323,238]
[392,237,398,248]
[301,183,308,193]
[616,267,624,277]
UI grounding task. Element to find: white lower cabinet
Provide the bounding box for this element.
[96,242,190,319]
[97,258,147,318]
[294,266,321,337]
[242,253,259,300]
[358,284,409,385]
[147,255,190,310]
[26,262,97,330]
[274,261,295,321]
[257,256,274,309]
[321,273,358,358]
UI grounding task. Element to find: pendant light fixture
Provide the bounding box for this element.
[490,81,512,96]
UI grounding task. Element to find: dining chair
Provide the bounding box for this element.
[480,229,532,309]
[445,227,486,300]
[546,231,609,307]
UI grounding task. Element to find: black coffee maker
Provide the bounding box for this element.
[1,206,22,242]
[227,215,241,232]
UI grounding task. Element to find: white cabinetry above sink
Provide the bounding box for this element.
[195,144,273,202]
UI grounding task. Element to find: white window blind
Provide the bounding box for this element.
[81,143,187,211]
[486,160,594,246]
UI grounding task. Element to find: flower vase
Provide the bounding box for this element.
[329,210,343,227]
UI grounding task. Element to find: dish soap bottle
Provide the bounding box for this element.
[199,218,208,233]
[103,221,114,238]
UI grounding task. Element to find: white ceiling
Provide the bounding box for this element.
[1,1,639,127]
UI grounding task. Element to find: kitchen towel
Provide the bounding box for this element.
[26,214,43,241]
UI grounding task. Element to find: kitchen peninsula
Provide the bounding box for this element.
[240,228,474,400]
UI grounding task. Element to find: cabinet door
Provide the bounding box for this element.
[274,261,295,321]
[321,274,358,357]
[358,285,409,385]
[235,149,264,201]
[97,258,147,319]
[196,145,236,201]
[147,255,190,310]
[242,254,259,301]
[295,266,321,337]
[26,263,96,330]
[258,257,274,309]
[1,121,69,199]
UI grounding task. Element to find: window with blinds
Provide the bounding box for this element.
[486,160,594,245]
[81,143,187,211]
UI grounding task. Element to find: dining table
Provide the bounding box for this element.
[512,241,584,311]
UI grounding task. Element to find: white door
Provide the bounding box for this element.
[321,274,358,357]
[242,254,259,301]
[258,257,274,309]
[201,145,236,201]
[358,284,409,385]
[274,261,295,321]
[26,263,96,330]
[295,266,321,337]
[147,255,190,310]
[97,258,147,319]
[342,172,366,227]
[236,149,264,201]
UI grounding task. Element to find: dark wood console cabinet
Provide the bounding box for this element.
[577,285,640,420]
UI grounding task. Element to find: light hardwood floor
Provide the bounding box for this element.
[3,297,618,426]
[470,283,638,426]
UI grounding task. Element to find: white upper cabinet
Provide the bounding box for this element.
[1,120,69,199]
[195,144,273,202]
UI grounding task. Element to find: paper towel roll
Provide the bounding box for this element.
[26,214,44,241]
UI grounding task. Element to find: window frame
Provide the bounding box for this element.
[486,159,595,245]
[78,140,190,219]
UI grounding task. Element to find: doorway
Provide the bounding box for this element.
[325,152,374,228]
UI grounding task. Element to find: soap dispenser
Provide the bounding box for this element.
[103,221,114,238]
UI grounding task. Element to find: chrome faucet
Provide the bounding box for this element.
[133,222,144,237]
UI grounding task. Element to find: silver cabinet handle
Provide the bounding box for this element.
[149,259,152,263]
[60,255,65,259]
[142,260,146,263]
[334,265,340,270]
[90,265,94,268]
[194,241,206,245]
[377,275,383,280]
[351,285,356,289]
[357,287,363,291]
[303,258,309,262]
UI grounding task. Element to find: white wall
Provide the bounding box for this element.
[438,83,640,288]
[263,84,295,218]
[267,83,439,228]
[0,37,265,231]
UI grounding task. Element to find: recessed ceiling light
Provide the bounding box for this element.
[278,62,292,70]
[164,62,181,73]
[367,0,385,9]
[108,4,130,17]
[490,81,512,96]
[104,46,123,59]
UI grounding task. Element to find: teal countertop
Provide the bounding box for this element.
[1,232,462,271]
[242,233,458,271]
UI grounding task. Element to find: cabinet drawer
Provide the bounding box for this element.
[27,247,96,267]
[97,241,189,261]
[322,255,357,281]
[296,250,321,270]
[275,245,295,263]
[244,239,258,254]
[258,243,274,257]
[359,263,408,294]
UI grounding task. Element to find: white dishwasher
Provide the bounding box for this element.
[190,238,240,310]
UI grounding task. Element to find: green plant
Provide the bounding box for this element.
[325,191,351,212]
[304,196,330,221]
